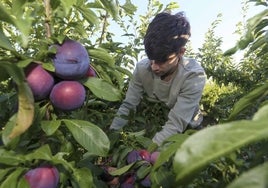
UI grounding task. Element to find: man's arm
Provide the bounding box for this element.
[152,72,206,145]
[110,67,144,130]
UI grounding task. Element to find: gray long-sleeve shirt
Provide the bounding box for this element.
[110,57,206,145]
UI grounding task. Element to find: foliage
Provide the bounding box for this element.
[222,0,268,91]
[197,14,239,86]
[0,0,268,187]
[0,0,131,187]
[224,2,268,58]
[173,104,268,185]
[201,80,243,124]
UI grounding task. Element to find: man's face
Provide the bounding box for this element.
[150,53,179,77]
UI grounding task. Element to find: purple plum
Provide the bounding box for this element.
[150,151,160,164]
[127,150,141,164]
[25,63,54,101]
[49,81,86,111]
[24,165,59,188]
[52,39,90,80]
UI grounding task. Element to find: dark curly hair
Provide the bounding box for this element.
[144,12,191,63]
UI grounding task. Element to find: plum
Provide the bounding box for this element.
[127,150,141,164]
[49,81,86,111]
[52,39,90,80]
[99,166,119,186]
[140,175,151,187]
[150,151,160,164]
[120,182,135,188]
[24,165,59,188]
[138,149,151,162]
[120,173,135,188]
[86,65,96,77]
[25,63,54,101]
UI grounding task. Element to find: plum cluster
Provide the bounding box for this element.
[100,149,160,188]
[25,39,95,111]
[24,165,59,188]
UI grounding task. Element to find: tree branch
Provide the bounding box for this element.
[44,0,52,38]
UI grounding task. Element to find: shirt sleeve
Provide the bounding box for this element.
[152,71,206,145]
[110,66,144,130]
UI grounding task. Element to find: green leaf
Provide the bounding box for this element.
[109,163,136,176]
[0,28,16,52]
[16,59,33,68]
[72,167,94,188]
[121,0,137,14]
[0,167,27,188]
[41,120,61,136]
[150,166,175,188]
[82,77,122,101]
[0,149,25,166]
[0,2,32,47]
[13,17,32,47]
[8,81,34,139]
[247,36,266,54]
[25,145,53,161]
[252,104,268,120]
[227,162,268,188]
[165,2,180,10]
[0,4,15,24]
[76,6,99,25]
[173,105,268,185]
[254,19,268,37]
[52,152,76,172]
[116,66,133,78]
[136,164,151,179]
[17,176,30,188]
[89,48,115,65]
[60,0,76,14]
[0,62,35,139]
[42,62,55,72]
[0,168,14,182]
[223,46,239,56]
[247,9,268,30]
[152,134,189,171]
[228,82,268,120]
[2,114,20,147]
[0,68,9,81]
[237,32,254,50]
[0,62,25,83]
[11,0,27,16]
[98,0,119,20]
[64,119,110,156]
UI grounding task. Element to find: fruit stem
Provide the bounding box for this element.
[44,0,52,38]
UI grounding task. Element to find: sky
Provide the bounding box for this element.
[111,0,266,53]
[170,0,265,51]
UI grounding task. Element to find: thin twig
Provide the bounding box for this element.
[99,11,109,45]
[44,0,52,38]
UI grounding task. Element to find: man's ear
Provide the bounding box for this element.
[179,47,186,55]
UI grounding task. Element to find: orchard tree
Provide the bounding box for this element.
[197,14,239,86]
[0,0,268,188]
[196,14,243,124]
[0,0,180,187]
[0,0,131,187]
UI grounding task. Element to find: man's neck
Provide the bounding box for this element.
[160,63,179,81]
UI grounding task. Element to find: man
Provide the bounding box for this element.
[110,12,206,146]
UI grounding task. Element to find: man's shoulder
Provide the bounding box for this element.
[135,58,151,71]
[136,58,150,66]
[181,57,204,72]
